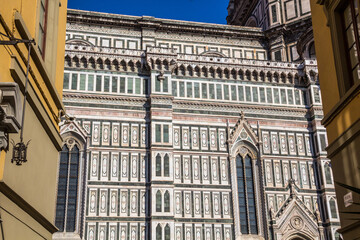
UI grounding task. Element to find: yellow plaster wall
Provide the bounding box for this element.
[55,0,68,98]
[310,2,360,143]
[0,0,67,237]
[2,102,59,221]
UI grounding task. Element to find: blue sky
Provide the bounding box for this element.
[67,0,229,24]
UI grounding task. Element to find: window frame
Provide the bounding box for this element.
[327,0,360,97]
[38,0,49,57]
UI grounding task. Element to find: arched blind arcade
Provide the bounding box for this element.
[236,154,258,234]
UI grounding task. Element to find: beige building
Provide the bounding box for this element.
[311,1,360,239]
[0,0,67,239]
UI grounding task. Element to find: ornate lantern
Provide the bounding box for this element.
[11,140,31,165]
[0,33,35,166]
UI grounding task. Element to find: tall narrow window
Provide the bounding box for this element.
[156,224,162,240]
[236,155,248,234]
[156,191,162,212]
[38,0,48,55]
[88,75,94,91]
[164,154,170,177]
[128,78,134,93]
[96,75,102,92]
[329,198,338,219]
[236,154,258,234]
[165,224,171,240]
[245,155,258,234]
[172,81,178,96]
[342,0,360,90]
[55,144,80,232]
[104,76,110,92]
[324,163,332,184]
[163,77,168,92]
[71,74,78,90]
[163,125,169,143]
[63,73,70,89]
[66,145,80,232]
[135,78,141,94]
[187,82,193,98]
[112,76,118,93]
[55,146,69,232]
[202,83,208,98]
[155,78,161,92]
[271,5,278,23]
[164,191,170,212]
[156,154,161,177]
[155,124,161,143]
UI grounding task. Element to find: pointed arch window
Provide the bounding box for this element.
[329,198,338,219]
[156,191,162,212]
[156,154,161,176]
[164,191,170,212]
[324,162,332,184]
[165,224,171,240]
[156,224,162,240]
[55,144,80,232]
[236,154,258,234]
[164,154,170,177]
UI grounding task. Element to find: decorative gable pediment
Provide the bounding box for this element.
[228,112,258,146]
[60,116,89,144]
[270,180,321,240]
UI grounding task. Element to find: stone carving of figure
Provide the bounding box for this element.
[103,127,108,141]
[195,196,200,213]
[92,155,97,176]
[101,194,106,211]
[212,161,217,179]
[99,229,105,240]
[111,194,116,211]
[102,156,107,176]
[202,132,206,146]
[203,161,208,178]
[112,157,117,176]
[90,193,96,212]
[224,196,229,213]
[110,229,115,240]
[113,127,118,142]
[193,131,198,145]
[89,229,94,240]
[121,194,127,212]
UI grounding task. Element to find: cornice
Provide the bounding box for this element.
[67,9,264,40]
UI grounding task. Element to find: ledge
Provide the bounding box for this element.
[326,118,360,159]
[14,12,64,112]
[10,56,63,151]
[0,181,58,234]
[321,81,360,127]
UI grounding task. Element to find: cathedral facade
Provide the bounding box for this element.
[54,1,341,239]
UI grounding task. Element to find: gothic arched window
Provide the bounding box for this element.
[156,191,162,212]
[55,144,80,232]
[164,191,170,212]
[329,198,338,219]
[324,163,332,184]
[236,154,258,234]
[156,154,161,176]
[156,224,162,240]
[164,154,170,177]
[165,224,170,240]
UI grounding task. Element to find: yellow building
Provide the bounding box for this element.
[0,0,67,239]
[311,1,360,239]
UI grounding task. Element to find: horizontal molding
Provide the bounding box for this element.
[0,181,58,233]
[10,56,63,150]
[322,82,360,127]
[326,118,360,159]
[14,12,64,112]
